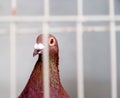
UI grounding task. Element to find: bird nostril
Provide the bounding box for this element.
[37,49,42,54]
[33,49,42,57]
[37,49,40,52]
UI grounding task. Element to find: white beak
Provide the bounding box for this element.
[33,43,45,57]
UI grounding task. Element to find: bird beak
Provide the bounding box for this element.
[33,43,45,57]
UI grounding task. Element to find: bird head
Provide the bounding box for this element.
[33,34,58,57]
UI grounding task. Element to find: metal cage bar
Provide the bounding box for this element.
[0,15,120,22]
[43,0,50,98]
[10,22,16,98]
[109,0,118,98]
[76,0,84,98]
[10,0,17,98]
[1,26,120,35]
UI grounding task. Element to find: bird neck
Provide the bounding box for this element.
[49,54,62,89]
[37,54,61,89]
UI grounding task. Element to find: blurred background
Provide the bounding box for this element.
[0,0,120,98]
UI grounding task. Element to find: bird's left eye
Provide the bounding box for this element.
[49,37,55,46]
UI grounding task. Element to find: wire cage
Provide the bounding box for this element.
[0,0,120,98]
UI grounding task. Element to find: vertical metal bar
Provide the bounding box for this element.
[11,0,16,15]
[10,23,16,98]
[10,0,16,98]
[76,24,84,98]
[44,0,49,16]
[77,0,84,98]
[43,0,50,98]
[109,0,117,98]
[110,22,117,98]
[43,23,50,98]
[11,0,16,7]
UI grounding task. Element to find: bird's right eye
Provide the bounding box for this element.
[49,37,55,46]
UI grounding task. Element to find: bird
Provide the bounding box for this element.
[18,34,70,98]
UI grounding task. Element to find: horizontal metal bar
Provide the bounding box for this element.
[0,15,120,22]
[17,27,75,34]
[16,26,110,33]
[0,26,120,35]
[17,26,120,33]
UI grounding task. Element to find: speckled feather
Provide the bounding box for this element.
[18,34,70,98]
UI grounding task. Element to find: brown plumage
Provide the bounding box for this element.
[18,34,70,98]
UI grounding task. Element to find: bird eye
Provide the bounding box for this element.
[49,37,55,46]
